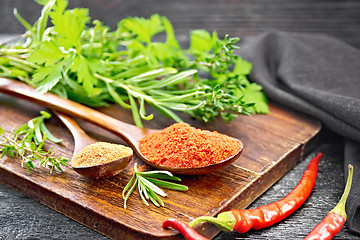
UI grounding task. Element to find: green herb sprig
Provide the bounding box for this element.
[122,163,188,209]
[0,0,269,127]
[0,111,68,174]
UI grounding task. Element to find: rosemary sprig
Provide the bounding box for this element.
[122,163,188,209]
[0,111,68,174]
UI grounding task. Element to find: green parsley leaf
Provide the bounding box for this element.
[32,63,63,93]
[50,6,90,49]
[71,55,104,95]
[120,14,164,43]
[189,29,217,54]
[28,40,66,66]
[240,83,269,114]
[234,57,252,75]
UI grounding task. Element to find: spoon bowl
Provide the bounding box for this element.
[71,156,132,179]
[140,140,243,175]
[0,78,243,175]
[54,112,133,179]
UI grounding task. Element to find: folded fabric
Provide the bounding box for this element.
[238,31,360,234]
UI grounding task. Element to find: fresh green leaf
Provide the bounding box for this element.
[148,189,164,207]
[146,177,189,191]
[124,67,178,83]
[162,16,180,49]
[150,103,183,123]
[34,120,43,142]
[50,6,90,49]
[28,40,66,66]
[40,121,62,143]
[128,94,143,128]
[120,14,164,43]
[32,63,62,93]
[122,163,188,209]
[71,55,104,95]
[105,82,131,109]
[123,173,136,199]
[138,175,167,197]
[234,58,252,75]
[138,180,150,206]
[26,161,36,173]
[123,177,138,209]
[139,97,153,121]
[137,172,181,181]
[40,110,51,119]
[190,29,216,53]
[239,83,269,114]
[140,69,196,90]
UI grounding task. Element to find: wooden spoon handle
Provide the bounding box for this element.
[53,111,98,154]
[0,77,151,153]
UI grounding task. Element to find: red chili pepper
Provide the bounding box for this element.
[188,153,323,233]
[303,164,353,240]
[163,218,209,240]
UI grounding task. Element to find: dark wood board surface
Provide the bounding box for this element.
[0,87,320,239]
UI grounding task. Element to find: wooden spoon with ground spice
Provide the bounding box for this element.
[54,112,133,179]
[0,78,243,175]
[139,122,244,175]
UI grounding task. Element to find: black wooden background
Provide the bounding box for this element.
[2,0,360,48]
[1,0,360,239]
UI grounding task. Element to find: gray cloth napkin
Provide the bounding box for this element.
[238,31,360,234]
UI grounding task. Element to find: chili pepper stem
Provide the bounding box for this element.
[188,211,235,232]
[329,164,353,220]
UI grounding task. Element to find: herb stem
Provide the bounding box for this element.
[95,73,159,105]
[0,49,31,54]
[4,55,40,69]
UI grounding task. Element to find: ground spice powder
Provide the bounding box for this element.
[139,123,241,168]
[71,142,133,167]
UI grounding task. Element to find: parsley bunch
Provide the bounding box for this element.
[0,0,268,127]
[0,111,68,174]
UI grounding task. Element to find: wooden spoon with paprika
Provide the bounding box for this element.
[0,77,243,175]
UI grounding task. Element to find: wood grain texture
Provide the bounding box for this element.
[0,88,320,239]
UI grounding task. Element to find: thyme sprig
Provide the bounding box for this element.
[0,111,68,174]
[122,163,188,209]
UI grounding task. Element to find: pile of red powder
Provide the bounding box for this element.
[139,122,241,168]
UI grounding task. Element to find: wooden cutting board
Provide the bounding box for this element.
[0,92,320,239]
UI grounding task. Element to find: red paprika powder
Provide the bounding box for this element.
[139,123,241,168]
